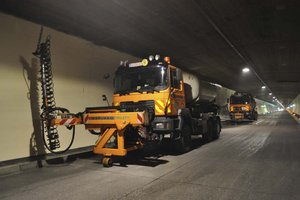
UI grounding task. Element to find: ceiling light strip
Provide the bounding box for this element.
[194,1,282,107]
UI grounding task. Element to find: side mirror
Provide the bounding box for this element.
[171,90,175,98]
[176,68,183,81]
[174,79,180,89]
[102,94,110,106]
[174,68,182,88]
[102,94,107,101]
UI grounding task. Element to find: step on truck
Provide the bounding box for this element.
[35,32,221,167]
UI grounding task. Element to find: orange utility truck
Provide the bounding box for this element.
[229,92,258,121]
[35,32,221,167]
[112,55,221,153]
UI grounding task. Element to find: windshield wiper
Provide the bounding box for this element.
[118,89,143,95]
[138,86,160,93]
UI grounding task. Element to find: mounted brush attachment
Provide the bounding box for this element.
[33,27,76,153]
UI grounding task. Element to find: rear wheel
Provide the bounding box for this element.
[203,119,213,143]
[174,123,192,154]
[254,112,258,121]
[212,117,221,140]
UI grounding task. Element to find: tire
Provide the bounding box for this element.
[203,119,213,143]
[174,122,192,154]
[212,117,221,140]
[102,157,113,167]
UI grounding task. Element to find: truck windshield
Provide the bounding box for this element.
[114,65,168,94]
[230,96,251,104]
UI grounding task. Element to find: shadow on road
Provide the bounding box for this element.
[104,138,210,168]
[222,120,255,128]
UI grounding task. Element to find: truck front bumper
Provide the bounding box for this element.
[230,112,251,120]
[152,117,181,138]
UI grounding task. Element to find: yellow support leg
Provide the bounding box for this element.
[93,128,127,157]
[92,123,144,167]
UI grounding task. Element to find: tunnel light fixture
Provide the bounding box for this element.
[199,8,276,105]
[242,67,250,73]
[261,86,266,89]
[209,82,223,88]
[269,93,272,95]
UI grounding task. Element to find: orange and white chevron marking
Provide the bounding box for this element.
[137,113,143,124]
[52,118,81,126]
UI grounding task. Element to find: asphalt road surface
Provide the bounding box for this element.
[1,111,300,200]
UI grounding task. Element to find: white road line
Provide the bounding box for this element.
[255,119,264,125]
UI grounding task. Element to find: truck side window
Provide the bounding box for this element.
[170,70,180,89]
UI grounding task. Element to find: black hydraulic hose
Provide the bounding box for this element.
[42,124,76,154]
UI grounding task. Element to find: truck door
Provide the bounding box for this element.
[170,68,185,114]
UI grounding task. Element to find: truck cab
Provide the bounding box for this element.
[113,56,185,134]
[113,57,185,114]
[112,55,221,152]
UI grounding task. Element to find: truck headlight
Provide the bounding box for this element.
[155,122,171,129]
[155,122,165,129]
[230,106,234,112]
[149,55,154,61]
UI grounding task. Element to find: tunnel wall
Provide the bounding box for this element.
[290,93,300,114]
[0,13,139,162]
[255,98,278,114]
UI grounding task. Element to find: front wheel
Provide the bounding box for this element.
[102,157,113,167]
[174,123,192,154]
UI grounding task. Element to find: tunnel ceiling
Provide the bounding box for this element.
[1,0,300,106]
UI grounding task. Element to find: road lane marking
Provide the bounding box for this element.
[255,119,264,125]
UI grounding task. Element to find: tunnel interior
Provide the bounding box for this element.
[0,1,300,199]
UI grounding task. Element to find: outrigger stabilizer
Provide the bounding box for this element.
[34,28,149,167]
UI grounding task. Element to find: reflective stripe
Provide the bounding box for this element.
[157,100,164,107]
[155,104,164,113]
[155,100,165,114]
[167,106,171,113]
[167,99,171,113]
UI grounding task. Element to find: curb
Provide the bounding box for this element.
[290,113,300,124]
[0,146,93,177]
[287,110,300,124]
